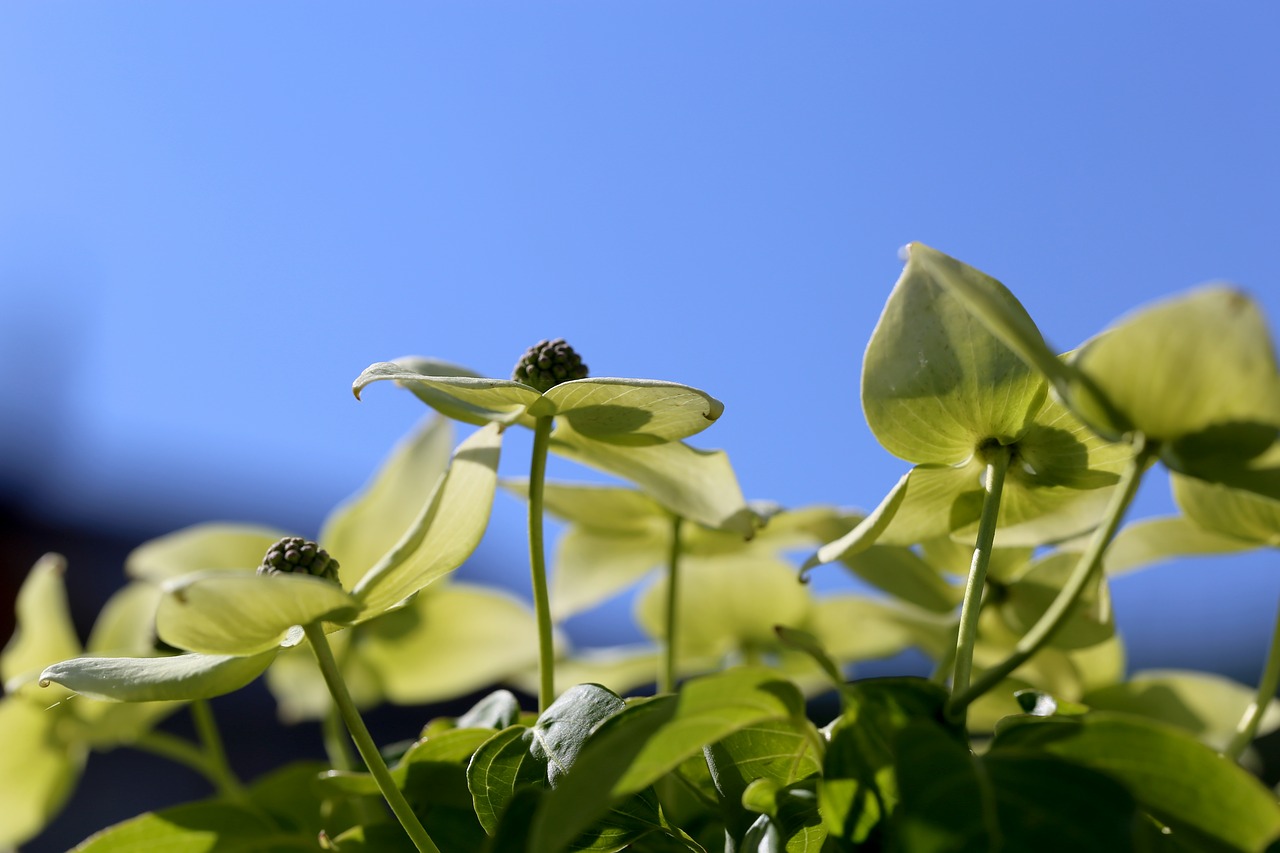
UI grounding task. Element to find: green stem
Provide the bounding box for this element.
[133,729,242,798]
[528,414,557,713]
[946,445,1011,722]
[304,623,439,853]
[949,435,1154,714]
[189,699,246,800]
[1225,587,1280,761]
[660,515,685,694]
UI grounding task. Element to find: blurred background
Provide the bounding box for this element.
[3,3,1279,848]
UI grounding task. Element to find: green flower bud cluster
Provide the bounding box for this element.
[513,338,588,393]
[258,536,340,584]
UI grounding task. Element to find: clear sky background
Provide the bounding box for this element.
[2,3,1278,678]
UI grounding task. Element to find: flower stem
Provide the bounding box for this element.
[528,414,557,712]
[304,622,439,853]
[949,435,1154,715]
[1225,587,1280,761]
[660,515,685,694]
[132,730,232,792]
[189,699,245,800]
[946,445,1011,723]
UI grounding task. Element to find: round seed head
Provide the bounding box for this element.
[512,338,588,393]
[258,536,341,584]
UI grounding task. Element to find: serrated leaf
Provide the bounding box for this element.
[125,523,289,582]
[41,650,276,703]
[542,378,723,446]
[992,713,1280,850]
[862,244,1047,464]
[156,571,358,656]
[320,415,454,589]
[550,423,758,536]
[354,422,502,615]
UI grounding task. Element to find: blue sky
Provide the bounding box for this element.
[2,3,1278,675]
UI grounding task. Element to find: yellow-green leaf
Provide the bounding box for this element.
[40,650,277,702]
[125,523,288,582]
[543,378,723,445]
[321,415,454,589]
[0,694,86,849]
[156,571,358,656]
[353,361,538,425]
[1,554,82,691]
[353,422,502,616]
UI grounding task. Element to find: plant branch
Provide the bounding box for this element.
[1225,586,1280,761]
[528,414,557,712]
[304,622,440,853]
[189,699,245,800]
[946,444,1011,722]
[950,435,1155,714]
[660,514,685,694]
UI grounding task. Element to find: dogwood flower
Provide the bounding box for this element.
[40,417,535,714]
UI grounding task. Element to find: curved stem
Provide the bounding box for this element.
[304,623,439,853]
[950,435,1155,714]
[660,515,685,694]
[528,414,557,712]
[1225,586,1280,761]
[189,699,245,800]
[946,446,1011,722]
[133,730,231,790]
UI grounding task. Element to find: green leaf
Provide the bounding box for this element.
[1172,464,1280,547]
[835,543,962,613]
[889,720,988,851]
[125,523,288,582]
[805,470,912,569]
[999,551,1113,650]
[320,415,454,589]
[455,690,524,731]
[355,583,540,705]
[85,583,165,657]
[1098,515,1258,576]
[862,244,1047,464]
[550,524,668,621]
[468,684,627,835]
[0,694,86,849]
[529,696,679,853]
[1084,669,1280,752]
[1069,286,1280,448]
[992,713,1280,850]
[534,481,669,532]
[353,361,539,425]
[2,554,82,691]
[468,725,546,835]
[774,627,844,689]
[40,650,277,702]
[634,555,812,661]
[614,667,807,796]
[820,679,956,844]
[808,597,925,667]
[902,242,1079,403]
[71,800,293,852]
[542,378,723,446]
[156,571,358,656]
[740,778,825,853]
[550,423,758,536]
[353,422,502,615]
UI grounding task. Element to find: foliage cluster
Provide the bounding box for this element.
[5,245,1280,851]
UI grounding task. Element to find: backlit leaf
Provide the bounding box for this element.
[125,523,287,582]
[543,378,723,446]
[40,650,277,702]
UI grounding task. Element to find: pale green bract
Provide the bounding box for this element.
[811,244,1131,569]
[353,356,759,536]
[39,417,540,718]
[1,555,182,848]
